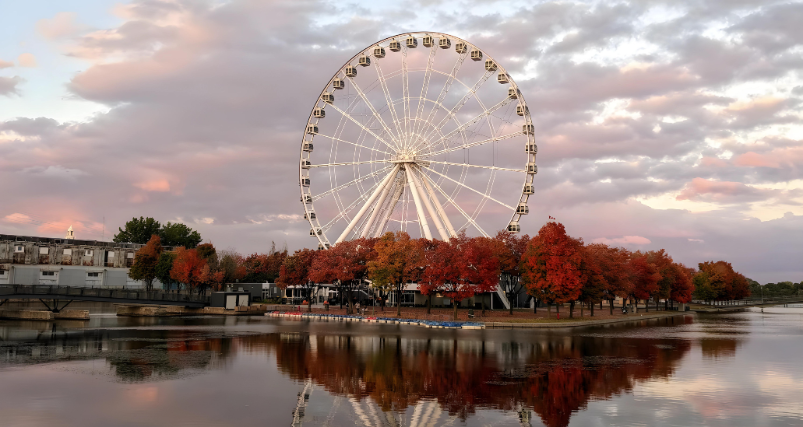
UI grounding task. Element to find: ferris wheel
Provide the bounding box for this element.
[300,32,537,249]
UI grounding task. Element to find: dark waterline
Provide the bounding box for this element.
[1,306,802,426]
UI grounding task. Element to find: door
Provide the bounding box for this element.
[225,295,237,310]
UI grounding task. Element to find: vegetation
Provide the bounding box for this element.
[127,235,162,291]
[113,217,201,248]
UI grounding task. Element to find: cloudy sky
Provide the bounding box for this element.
[1,0,802,283]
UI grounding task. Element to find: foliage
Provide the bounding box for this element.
[127,235,163,291]
[310,238,376,314]
[114,217,161,244]
[241,242,288,283]
[493,231,530,314]
[170,247,206,292]
[160,222,202,248]
[155,251,177,290]
[693,261,751,301]
[367,232,424,316]
[522,221,583,309]
[629,253,660,304]
[277,248,318,311]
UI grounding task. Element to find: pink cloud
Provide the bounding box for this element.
[676,178,757,201]
[592,235,652,245]
[134,179,170,192]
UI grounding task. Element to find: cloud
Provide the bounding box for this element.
[17,53,37,68]
[36,12,83,40]
[676,178,768,203]
[592,235,652,245]
[0,76,23,96]
[0,59,13,69]
[22,165,89,179]
[134,180,171,192]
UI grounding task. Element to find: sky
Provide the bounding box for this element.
[1,0,802,283]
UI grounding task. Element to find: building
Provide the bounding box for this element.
[0,233,167,288]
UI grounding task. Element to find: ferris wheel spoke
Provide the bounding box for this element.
[347,76,401,150]
[417,97,514,152]
[373,174,405,237]
[335,164,400,243]
[402,46,411,146]
[312,165,393,202]
[321,171,390,233]
[412,43,438,140]
[310,159,391,168]
[419,52,468,144]
[421,131,523,158]
[327,103,397,153]
[421,70,494,144]
[316,134,392,156]
[419,164,514,210]
[374,60,405,145]
[423,160,525,173]
[413,165,489,237]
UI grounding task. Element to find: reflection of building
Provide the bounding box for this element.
[0,233,163,288]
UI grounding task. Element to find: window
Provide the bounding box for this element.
[14,246,24,253]
[107,252,115,258]
[88,272,100,277]
[0,270,6,276]
[40,247,50,255]
[63,249,72,256]
[85,250,93,257]
[41,271,56,276]
[127,252,134,259]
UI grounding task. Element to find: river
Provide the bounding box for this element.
[0,305,801,427]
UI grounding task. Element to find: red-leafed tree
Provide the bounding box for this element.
[630,254,660,311]
[493,231,530,315]
[586,244,633,314]
[695,260,750,301]
[278,248,318,312]
[577,244,605,317]
[418,238,445,314]
[646,249,675,310]
[420,236,470,320]
[731,272,751,300]
[522,221,583,319]
[462,236,501,317]
[128,234,163,292]
[170,247,206,293]
[310,238,375,314]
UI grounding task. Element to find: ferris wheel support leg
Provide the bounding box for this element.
[410,167,449,240]
[374,180,404,237]
[404,165,433,240]
[415,165,457,238]
[336,165,399,244]
[361,169,398,238]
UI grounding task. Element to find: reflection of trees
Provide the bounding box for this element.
[700,338,738,359]
[264,334,693,427]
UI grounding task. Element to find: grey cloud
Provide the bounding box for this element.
[0,76,23,96]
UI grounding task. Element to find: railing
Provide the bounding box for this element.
[693,296,803,306]
[0,285,209,305]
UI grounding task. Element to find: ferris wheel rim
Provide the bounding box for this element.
[299,31,537,248]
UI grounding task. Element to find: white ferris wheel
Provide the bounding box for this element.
[300,32,537,249]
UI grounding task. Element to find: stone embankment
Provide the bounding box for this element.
[0,309,89,320]
[115,304,274,317]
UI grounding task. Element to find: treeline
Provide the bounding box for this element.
[128,236,287,292]
[275,221,750,319]
[748,280,803,298]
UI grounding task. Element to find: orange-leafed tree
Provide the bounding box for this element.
[731,272,751,300]
[310,238,375,314]
[577,244,604,317]
[493,231,530,315]
[198,263,225,292]
[367,232,424,316]
[695,260,749,301]
[646,249,675,310]
[170,247,206,293]
[278,248,318,312]
[669,263,694,304]
[630,253,661,311]
[418,238,445,314]
[128,234,163,292]
[522,221,583,319]
[586,243,633,314]
[462,236,501,316]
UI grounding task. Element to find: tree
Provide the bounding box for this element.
[310,238,375,314]
[630,254,660,312]
[695,261,750,301]
[669,263,694,304]
[170,247,206,293]
[277,249,318,312]
[493,231,530,315]
[418,239,443,314]
[693,271,716,302]
[155,251,178,291]
[218,249,246,286]
[577,245,605,317]
[367,232,424,316]
[241,243,288,283]
[160,222,202,248]
[128,235,162,291]
[461,236,501,317]
[114,217,161,244]
[420,237,468,320]
[522,221,583,319]
[646,249,674,310]
[586,244,633,314]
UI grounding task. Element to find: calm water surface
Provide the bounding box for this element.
[1,305,802,427]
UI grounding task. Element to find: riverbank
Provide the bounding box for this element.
[485,311,693,329]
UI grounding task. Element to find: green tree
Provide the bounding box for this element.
[114,217,161,244]
[692,271,716,302]
[160,222,202,248]
[128,235,162,291]
[155,251,177,291]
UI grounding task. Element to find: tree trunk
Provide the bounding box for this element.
[426,294,431,314]
[481,297,486,316]
[397,286,402,317]
[533,298,537,314]
[453,301,458,321]
[600,300,603,310]
[547,303,551,319]
[509,292,514,315]
[580,302,584,318]
[590,301,595,317]
[645,299,649,312]
[556,304,561,319]
[609,299,614,315]
[569,301,575,318]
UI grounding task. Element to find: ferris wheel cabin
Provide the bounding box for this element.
[439,38,451,49]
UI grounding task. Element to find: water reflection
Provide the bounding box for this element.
[4,311,793,426]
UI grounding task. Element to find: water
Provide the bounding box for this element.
[1,306,802,427]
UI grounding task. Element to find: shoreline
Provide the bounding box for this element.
[484,311,693,329]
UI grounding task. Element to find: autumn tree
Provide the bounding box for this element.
[155,251,178,291]
[585,244,633,315]
[170,247,206,293]
[241,242,288,283]
[277,248,318,312]
[669,263,694,305]
[461,236,501,318]
[418,239,444,314]
[630,253,660,312]
[522,221,583,319]
[646,249,674,310]
[218,249,246,285]
[695,261,750,302]
[493,231,530,315]
[128,234,163,291]
[420,236,471,321]
[310,238,375,314]
[577,244,604,317]
[367,232,424,316]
